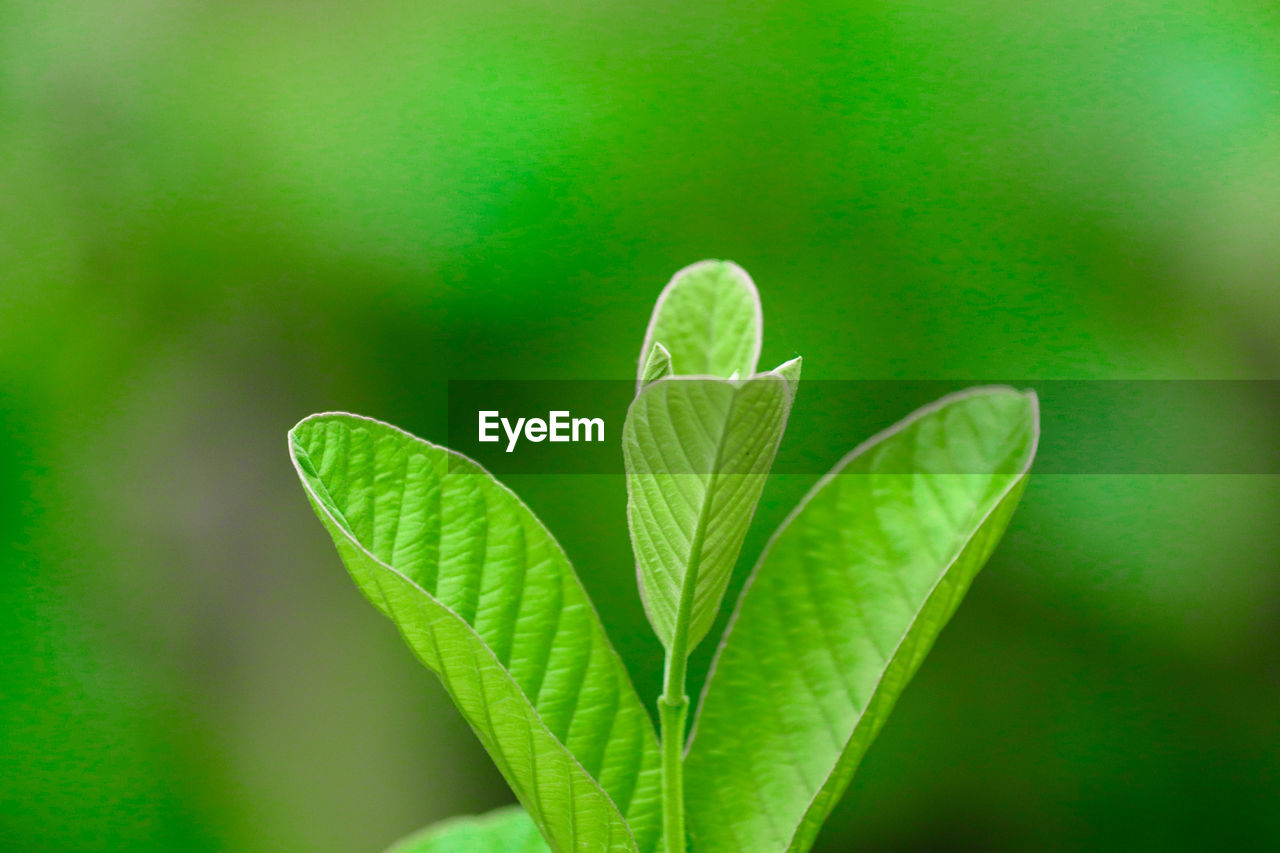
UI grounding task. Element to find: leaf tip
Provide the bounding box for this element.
[770,355,803,404]
[639,341,674,389]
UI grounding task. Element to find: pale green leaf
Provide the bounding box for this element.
[384,806,548,853]
[637,260,761,389]
[685,387,1040,853]
[640,342,673,387]
[290,413,662,853]
[623,368,795,654]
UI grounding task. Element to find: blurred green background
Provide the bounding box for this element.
[2,1,1278,850]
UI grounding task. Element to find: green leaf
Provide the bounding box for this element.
[290,413,663,853]
[684,387,1040,853]
[384,806,548,853]
[640,342,673,388]
[623,366,796,655]
[637,260,762,389]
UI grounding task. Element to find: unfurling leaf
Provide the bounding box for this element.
[623,363,798,655]
[637,260,762,390]
[640,342,674,387]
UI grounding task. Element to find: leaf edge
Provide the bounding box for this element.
[288,411,661,853]
[685,385,1041,851]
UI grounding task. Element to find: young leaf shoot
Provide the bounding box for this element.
[290,261,1041,853]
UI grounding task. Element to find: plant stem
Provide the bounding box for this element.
[661,452,711,853]
[659,649,689,853]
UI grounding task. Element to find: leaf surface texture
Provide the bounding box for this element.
[638,260,762,387]
[290,414,663,853]
[624,372,794,653]
[684,388,1040,853]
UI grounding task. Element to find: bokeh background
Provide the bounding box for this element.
[3,1,1279,850]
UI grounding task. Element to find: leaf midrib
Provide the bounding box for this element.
[665,380,741,684]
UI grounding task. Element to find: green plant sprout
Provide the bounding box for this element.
[289,261,1040,853]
